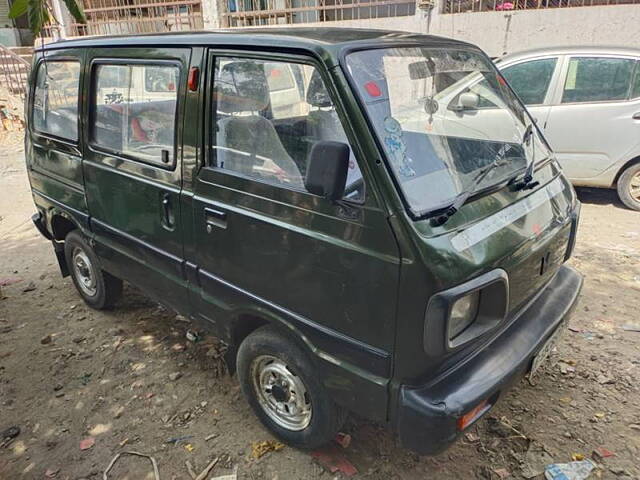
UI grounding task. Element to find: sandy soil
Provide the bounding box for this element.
[1,145,639,480]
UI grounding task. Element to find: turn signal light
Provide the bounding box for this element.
[457,398,490,431]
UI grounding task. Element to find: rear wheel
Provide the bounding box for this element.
[237,326,346,449]
[617,163,640,211]
[64,230,122,309]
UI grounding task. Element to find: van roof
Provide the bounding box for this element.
[37,28,477,65]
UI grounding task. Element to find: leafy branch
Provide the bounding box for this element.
[8,0,86,36]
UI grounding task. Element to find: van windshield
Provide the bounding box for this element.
[345,47,551,217]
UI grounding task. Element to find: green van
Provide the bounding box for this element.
[26,28,583,454]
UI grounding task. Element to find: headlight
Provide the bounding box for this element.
[448,291,480,340]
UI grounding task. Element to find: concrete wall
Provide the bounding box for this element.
[0,27,20,46]
[225,4,640,57]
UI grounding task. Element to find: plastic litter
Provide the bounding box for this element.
[0,426,20,452]
[165,434,193,445]
[211,466,238,480]
[186,329,200,342]
[544,460,595,480]
[592,447,615,460]
[334,432,351,449]
[79,437,95,450]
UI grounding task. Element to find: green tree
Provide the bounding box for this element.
[8,0,86,36]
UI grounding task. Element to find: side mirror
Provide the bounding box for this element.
[305,141,350,201]
[451,92,480,112]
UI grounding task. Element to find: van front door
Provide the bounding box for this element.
[83,48,190,312]
[190,53,400,420]
[544,56,640,180]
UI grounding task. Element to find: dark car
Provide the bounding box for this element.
[26,28,582,455]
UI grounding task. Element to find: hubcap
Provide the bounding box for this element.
[72,247,97,297]
[630,171,640,201]
[250,355,312,431]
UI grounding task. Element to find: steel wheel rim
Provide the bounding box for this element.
[630,171,640,201]
[250,355,312,431]
[72,247,97,297]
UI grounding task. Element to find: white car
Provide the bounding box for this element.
[496,47,640,210]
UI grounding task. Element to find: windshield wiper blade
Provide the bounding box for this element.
[511,122,540,192]
[429,158,507,227]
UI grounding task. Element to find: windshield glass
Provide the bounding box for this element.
[345,47,551,216]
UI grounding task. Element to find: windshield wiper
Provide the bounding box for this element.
[510,122,540,192]
[429,156,508,227]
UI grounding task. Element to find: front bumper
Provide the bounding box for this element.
[396,265,583,455]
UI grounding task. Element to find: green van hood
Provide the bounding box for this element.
[414,161,576,315]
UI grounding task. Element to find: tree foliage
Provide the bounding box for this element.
[8,0,86,35]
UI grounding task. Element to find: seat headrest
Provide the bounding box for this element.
[306,69,332,108]
[216,61,270,113]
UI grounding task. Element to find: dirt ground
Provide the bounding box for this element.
[1,142,639,480]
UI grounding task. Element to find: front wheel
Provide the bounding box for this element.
[617,163,640,211]
[237,326,347,449]
[64,230,123,309]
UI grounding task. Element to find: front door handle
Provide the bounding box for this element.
[204,207,227,232]
[161,192,175,230]
[633,112,640,120]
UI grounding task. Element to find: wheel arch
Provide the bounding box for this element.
[613,155,640,186]
[224,311,318,374]
[50,211,80,241]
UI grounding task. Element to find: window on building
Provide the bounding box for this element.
[32,60,81,141]
[92,63,179,167]
[562,57,635,103]
[212,57,364,201]
[501,58,557,105]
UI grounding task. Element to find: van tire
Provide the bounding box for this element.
[236,326,347,450]
[64,230,123,309]
[617,163,640,211]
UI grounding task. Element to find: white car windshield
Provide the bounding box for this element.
[346,47,551,217]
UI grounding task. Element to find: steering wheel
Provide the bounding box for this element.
[343,177,364,197]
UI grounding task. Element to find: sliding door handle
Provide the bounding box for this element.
[161,192,175,230]
[204,207,227,232]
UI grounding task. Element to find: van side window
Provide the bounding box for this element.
[561,57,635,104]
[92,63,179,167]
[33,60,80,141]
[145,66,179,92]
[212,57,364,202]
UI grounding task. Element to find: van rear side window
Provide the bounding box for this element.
[91,63,179,167]
[33,60,80,141]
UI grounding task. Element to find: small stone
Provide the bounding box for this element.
[168,372,182,381]
[40,335,52,345]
